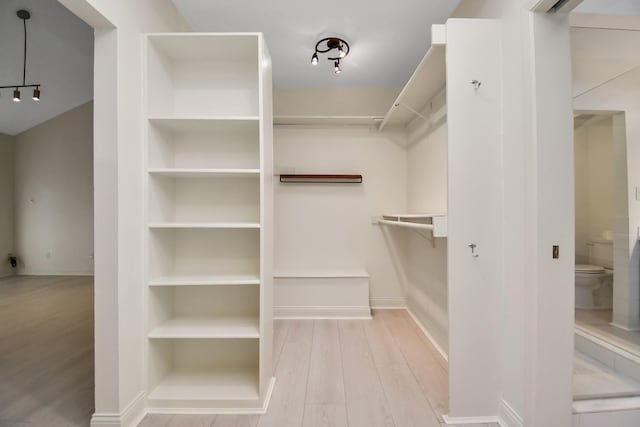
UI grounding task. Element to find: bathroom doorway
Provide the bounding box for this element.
[569,15,640,402]
[572,110,640,400]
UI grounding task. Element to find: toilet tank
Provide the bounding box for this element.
[589,240,613,269]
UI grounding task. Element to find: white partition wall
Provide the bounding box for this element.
[445,19,503,420]
[143,33,274,412]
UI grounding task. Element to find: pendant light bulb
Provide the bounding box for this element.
[334,61,342,74]
[13,88,21,102]
[32,87,40,101]
[311,52,319,66]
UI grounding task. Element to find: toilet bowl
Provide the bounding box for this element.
[575,264,613,309]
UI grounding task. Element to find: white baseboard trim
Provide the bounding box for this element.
[274,306,371,319]
[442,415,503,425]
[17,271,94,277]
[91,391,146,427]
[499,399,524,427]
[147,377,277,415]
[609,322,640,332]
[262,376,276,414]
[406,307,448,362]
[573,396,640,414]
[370,297,406,309]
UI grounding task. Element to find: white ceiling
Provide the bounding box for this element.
[571,27,640,98]
[171,0,460,89]
[0,0,93,136]
[575,0,640,15]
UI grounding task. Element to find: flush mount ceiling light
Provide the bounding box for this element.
[311,37,350,74]
[1,10,42,102]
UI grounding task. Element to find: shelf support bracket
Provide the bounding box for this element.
[395,102,429,122]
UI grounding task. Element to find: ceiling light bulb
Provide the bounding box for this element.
[334,61,342,74]
[13,88,20,102]
[33,87,40,101]
[338,45,346,58]
[311,52,318,66]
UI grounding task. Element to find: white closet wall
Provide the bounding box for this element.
[273,125,407,314]
[0,134,15,278]
[405,117,449,354]
[143,33,273,412]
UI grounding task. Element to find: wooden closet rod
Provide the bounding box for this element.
[279,174,363,183]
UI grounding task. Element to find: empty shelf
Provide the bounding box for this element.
[148,168,260,178]
[149,317,259,339]
[378,26,446,132]
[273,115,383,126]
[148,222,260,229]
[148,367,259,401]
[148,274,260,287]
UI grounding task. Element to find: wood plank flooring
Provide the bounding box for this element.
[0,276,496,427]
[0,275,94,427]
[141,311,497,427]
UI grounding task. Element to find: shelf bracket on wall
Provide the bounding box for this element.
[279,174,363,184]
[394,102,429,122]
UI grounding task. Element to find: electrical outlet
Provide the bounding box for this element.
[552,245,559,259]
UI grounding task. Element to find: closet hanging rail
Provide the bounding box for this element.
[378,219,434,230]
[378,214,447,238]
[279,174,363,183]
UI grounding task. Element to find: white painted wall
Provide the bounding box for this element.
[574,117,615,267]
[274,87,400,118]
[13,102,94,275]
[404,119,449,353]
[575,124,589,264]
[57,0,190,423]
[451,2,576,426]
[0,133,15,278]
[273,125,407,308]
[446,19,503,419]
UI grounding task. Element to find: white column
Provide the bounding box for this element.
[523,10,575,427]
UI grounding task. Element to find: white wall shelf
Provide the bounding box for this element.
[146,33,260,117]
[148,168,261,178]
[148,274,260,287]
[379,213,448,237]
[148,222,261,229]
[144,33,273,412]
[378,25,446,132]
[148,118,259,170]
[149,116,260,124]
[148,317,260,339]
[147,339,260,403]
[148,174,259,224]
[273,115,383,126]
[148,367,260,402]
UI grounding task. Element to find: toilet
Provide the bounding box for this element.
[575,239,614,309]
[575,264,613,309]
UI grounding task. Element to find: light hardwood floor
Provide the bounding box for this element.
[0,275,94,427]
[0,277,495,427]
[140,311,496,427]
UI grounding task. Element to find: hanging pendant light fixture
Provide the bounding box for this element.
[310,37,350,75]
[1,9,42,102]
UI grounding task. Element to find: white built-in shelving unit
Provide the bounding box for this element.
[144,33,274,412]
